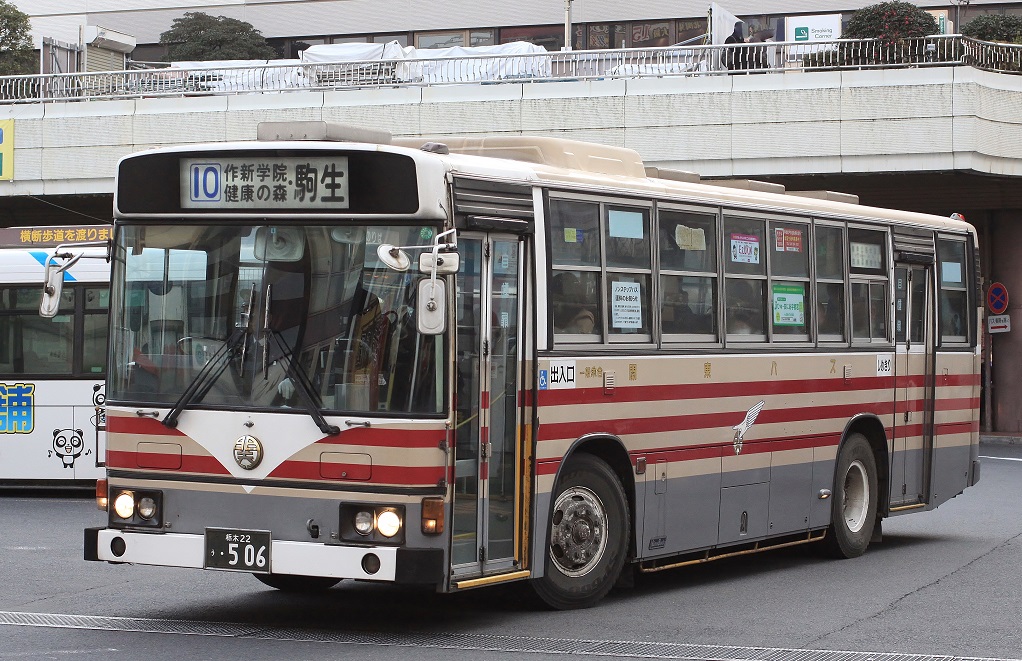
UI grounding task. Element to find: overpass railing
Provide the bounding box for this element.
[0,35,1018,104]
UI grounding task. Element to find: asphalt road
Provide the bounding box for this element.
[1,442,1021,661]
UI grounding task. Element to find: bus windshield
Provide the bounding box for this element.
[107,223,445,416]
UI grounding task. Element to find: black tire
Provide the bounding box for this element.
[823,433,879,559]
[253,573,341,592]
[532,453,629,610]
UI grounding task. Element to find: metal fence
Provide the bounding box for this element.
[0,35,1019,104]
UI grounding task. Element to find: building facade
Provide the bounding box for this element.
[13,1,1022,61]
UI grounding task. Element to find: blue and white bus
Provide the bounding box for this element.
[0,226,109,485]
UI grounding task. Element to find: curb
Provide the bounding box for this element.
[980,435,1022,446]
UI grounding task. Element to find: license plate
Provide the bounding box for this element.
[204,528,271,573]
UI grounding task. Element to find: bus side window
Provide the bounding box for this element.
[937,238,969,344]
[551,271,600,336]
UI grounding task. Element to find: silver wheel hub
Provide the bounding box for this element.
[842,459,870,534]
[549,486,608,578]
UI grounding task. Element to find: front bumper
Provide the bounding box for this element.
[85,527,443,584]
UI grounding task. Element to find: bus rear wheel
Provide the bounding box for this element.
[253,573,341,592]
[823,433,879,559]
[532,453,629,610]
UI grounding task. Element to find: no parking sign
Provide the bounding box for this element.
[987,282,1009,315]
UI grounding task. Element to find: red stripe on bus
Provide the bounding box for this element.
[934,397,981,412]
[107,450,229,475]
[934,420,980,434]
[536,376,896,406]
[536,401,895,442]
[107,416,185,436]
[267,460,444,486]
[314,428,447,449]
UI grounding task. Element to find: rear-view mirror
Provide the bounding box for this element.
[417,278,446,335]
[254,227,305,262]
[40,265,64,318]
[418,251,460,275]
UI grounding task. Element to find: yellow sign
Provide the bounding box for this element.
[0,120,12,181]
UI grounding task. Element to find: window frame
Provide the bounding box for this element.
[847,224,893,346]
[936,233,973,348]
[547,192,654,347]
[657,202,720,346]
[0,283,108,379]
[813,220,849,345]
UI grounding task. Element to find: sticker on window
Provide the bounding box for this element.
[730,233,760,264]
[850,241,882,270]
[942,261,962,284]
[563,228,583,244]
[611,281,643,329]
[608,210,645,239]
[772,283,805,326]
[774,228,803,253]
[675,225,707,251]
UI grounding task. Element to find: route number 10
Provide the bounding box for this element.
[190,163,221,203]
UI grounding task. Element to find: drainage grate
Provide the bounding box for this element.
[0,610,1014,661]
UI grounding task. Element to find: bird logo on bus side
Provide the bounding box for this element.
[732,400,766,455]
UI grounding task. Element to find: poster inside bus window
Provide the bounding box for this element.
[730,233,760,264]
[850,241,883,270]
[611,281,642,329]
[772,283,805,326]
[181,157,349,210]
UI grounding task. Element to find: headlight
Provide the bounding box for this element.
[353,510,374,536]
[112,492,135,519]
[137,496,157,520]
[376,510,401,538]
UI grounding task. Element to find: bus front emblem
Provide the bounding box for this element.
[731,401,765,455]
[233,435,264,470]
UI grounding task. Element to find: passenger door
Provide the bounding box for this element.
[892,264,934,508]
[451,234,523,577]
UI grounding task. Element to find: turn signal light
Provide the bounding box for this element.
[96,478,108,511]
[421,497,444,534]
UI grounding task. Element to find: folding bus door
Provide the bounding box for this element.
[451,233,524,578]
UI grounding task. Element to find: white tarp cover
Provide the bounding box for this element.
[301,41,550,84]
[406,41,551,83]
[299,41,410,63]
[171,59,306,91]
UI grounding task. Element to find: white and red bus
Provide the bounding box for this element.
[0,227,109,486]
[70,123,979,608]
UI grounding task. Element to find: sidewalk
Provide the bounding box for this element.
[980,432,1022,446]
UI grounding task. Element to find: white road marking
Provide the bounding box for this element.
[979,455,1022,462]
[0,610,1015,661]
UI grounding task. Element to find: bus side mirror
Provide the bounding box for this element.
[40,265,64,318]
[417,278,446,335]
[419,251,459,275]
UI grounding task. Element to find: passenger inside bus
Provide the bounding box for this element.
[552,272,598,334]
[726,279,763,335]
[662,281,711,334]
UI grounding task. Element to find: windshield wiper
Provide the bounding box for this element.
[264,329,340,436]
[161,328,247,429]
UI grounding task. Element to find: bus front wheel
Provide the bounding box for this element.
[823,433,879,559]
[253,573,341,592]
[532,453,629,610]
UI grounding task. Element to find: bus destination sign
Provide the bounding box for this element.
[181,157,350,210]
